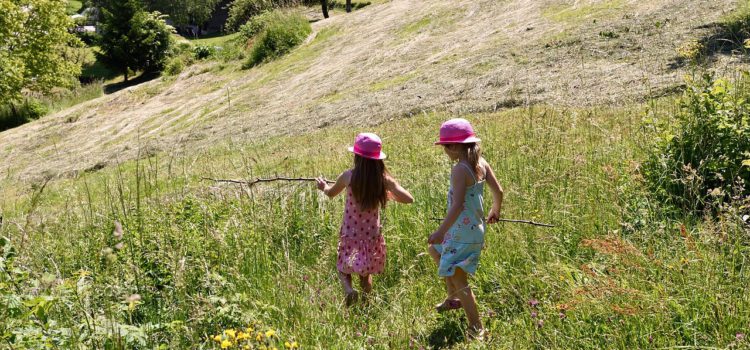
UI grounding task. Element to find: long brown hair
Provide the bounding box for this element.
[466,142,482,176]
[350,155,389,211]
[448,143,482,177]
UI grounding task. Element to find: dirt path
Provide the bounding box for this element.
[0,0,741,184]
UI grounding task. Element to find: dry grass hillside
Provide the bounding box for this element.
[0,0,740,184]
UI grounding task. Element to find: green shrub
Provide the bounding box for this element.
[0,100,48,131]
[237,10,275,43]
[244,11,311,67]
[644,73,750,213]
[225,0,317,31]
[193,45,217,59]
[164,57,185,76]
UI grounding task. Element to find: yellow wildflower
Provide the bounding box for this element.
[213,335,222,342]
[256,332,264,341]
[265,329,276,338]
[285,341,299,349]
[221,339,233,349]
[225,329,237,339]
[246,327,254,334]
[243,346,250,350]
[237,331,249,341]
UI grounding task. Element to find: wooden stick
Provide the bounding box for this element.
[430,217,554,228]
[202,176,335,187]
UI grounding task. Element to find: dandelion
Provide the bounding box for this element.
[224,329,236,339]
[221,339,233,349]
[213,335,222,342]
[265,329,276,338]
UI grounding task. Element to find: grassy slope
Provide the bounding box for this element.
[2,0,750,349]
[3,100,750,348]
[0,0,737,184]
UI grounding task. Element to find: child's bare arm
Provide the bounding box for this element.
[482,159,504,224]
[317,171,350,198]
[428,166,467,243]
[385,176,414,204]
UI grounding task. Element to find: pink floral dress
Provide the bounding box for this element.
[337,187,386,276]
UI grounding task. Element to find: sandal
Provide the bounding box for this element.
[345,290,359,307]
[435,299,462,313]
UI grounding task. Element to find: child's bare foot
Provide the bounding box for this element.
[345,290,359,307]
[435,299,462,313]
[467,326,485,341]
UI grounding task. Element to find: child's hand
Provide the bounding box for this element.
[315,177,327,191]
[428,230,445,244]
[487,209,500,224]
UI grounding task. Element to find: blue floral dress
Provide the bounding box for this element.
[434,163,485,277]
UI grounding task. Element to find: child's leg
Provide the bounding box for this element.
[449,268,482,331]
[338,271,354,293]
[338,271,358,306]
[359,274,373,294]
[429,245,459,303]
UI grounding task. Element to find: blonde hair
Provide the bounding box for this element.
[466,143,482,176]
[446,143,482,177]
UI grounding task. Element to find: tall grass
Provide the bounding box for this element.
[1,99,749,348]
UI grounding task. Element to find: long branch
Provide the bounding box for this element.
[203,176,335,187]
[431,217,554,227]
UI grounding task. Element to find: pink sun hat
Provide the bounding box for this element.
[348,132,387,160]
[434,118,481,145]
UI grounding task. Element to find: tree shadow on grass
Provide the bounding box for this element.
[417,315,465,350]
[103,72,161,94]
[669,17,750,69]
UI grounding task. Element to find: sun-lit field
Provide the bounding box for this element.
[3,0,750,349]
[3,95,749,348]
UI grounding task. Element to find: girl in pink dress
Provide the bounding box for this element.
[317,133,414,306]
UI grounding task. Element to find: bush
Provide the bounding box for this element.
[225,0,318,31]
[244,11,311,67]
[193,45,217,59]
[164,57,185,76]
[0,100,49,132]
[237,10,275,43]
[644,73,750,213]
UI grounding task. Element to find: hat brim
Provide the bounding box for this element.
[348,146,387,160]
[433,136,481,145]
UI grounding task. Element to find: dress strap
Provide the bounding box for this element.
[460,162,477,184]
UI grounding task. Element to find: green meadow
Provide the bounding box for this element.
[3,97,748,348]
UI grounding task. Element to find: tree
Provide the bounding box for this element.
[320,0,328,18]
[97,0,173,81]
[0,0,82,106]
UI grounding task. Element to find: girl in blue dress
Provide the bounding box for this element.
[428,118,504,338]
